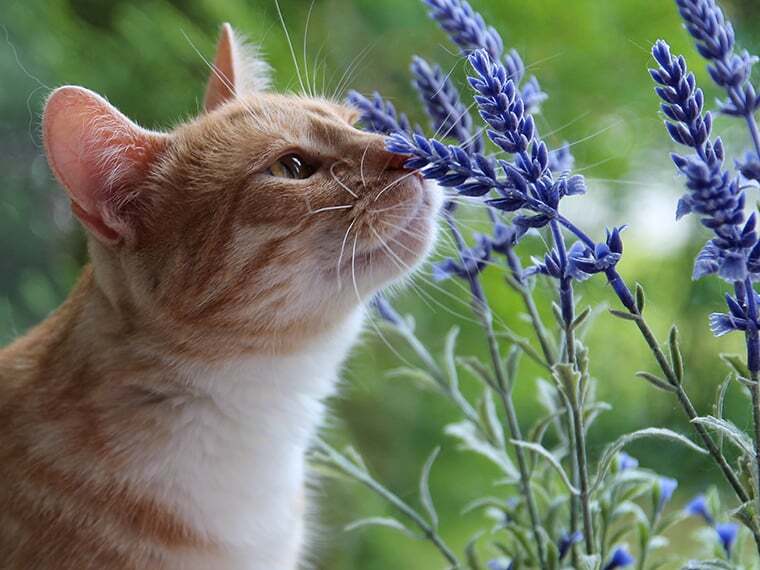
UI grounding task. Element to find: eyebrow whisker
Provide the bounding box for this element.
[330,162,359,198]
[308,204,353,214]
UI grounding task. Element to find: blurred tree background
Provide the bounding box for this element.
[1,0,760,567]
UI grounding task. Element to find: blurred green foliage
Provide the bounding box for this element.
[1,0,759,567]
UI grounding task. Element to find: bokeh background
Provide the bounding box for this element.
[2,0,760,567]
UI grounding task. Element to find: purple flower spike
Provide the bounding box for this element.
[346,91,414,136]
[675,0,760,117]
[423,0,504,61]
[411,55,483,154]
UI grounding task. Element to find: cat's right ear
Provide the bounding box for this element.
[203,23,271,112]
[43,86,170,246]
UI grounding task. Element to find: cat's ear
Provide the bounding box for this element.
[203,23,271,112]
[43,86,169,245]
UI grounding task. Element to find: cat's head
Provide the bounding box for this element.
[42,24,441,354]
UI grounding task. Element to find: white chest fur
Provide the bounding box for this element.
[134,310,364,569]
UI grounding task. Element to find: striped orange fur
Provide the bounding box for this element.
[0,24,441,569]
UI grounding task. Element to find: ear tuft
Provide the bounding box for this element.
[203,23,271,112]
[43,86,168,244]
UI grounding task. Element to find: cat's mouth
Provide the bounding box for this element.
[351,182,438,274]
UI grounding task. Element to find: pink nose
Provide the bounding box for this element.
[383,151,412,171]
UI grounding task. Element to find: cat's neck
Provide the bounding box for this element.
[1,266,365,562]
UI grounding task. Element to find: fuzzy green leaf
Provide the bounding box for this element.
[419,447,440,529]
[635,283,646,313]
[609,309,641,321]
[510,439,580,495]
[344,516,420,539]
[669,325,684,382]
[720,353,750,379]
[593,428,707,490]
[444,326,460,390]
[691,416,755,461]
[635,371,676,392]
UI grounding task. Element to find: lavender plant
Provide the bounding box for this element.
[314,0,760,568]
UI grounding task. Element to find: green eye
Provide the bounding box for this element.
[267,154,315,180]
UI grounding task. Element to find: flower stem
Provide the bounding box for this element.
[551,220,595,555]
[445,214,548,569]
[470,275,548,570]
[745,112,760,160]
[606,273,750,504]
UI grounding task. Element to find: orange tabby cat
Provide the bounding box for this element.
[0,24,441,569]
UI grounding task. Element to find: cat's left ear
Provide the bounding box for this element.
[43,86,170,245]
[203,23,271,112]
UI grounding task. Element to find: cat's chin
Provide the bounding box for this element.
[351,179,442,290]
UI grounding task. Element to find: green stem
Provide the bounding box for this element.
[471,279,548,570]
[751,370,760,537]
[570,372,594,555]
[550,219,594,556]
[505,267,558,367]
[631,314,750,505]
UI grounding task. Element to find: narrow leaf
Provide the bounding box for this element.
[572,306,592,330]
[464,532,484,570]
[593,428,707,490]
[345,516,419,539]
[446,421,518,478]
[635,283,646,313]
[609,309,641,321]
[419,447,441,529]
[635,371,676,392]
[510,439,580,495]
[444,326,460,391]
[720,353,751,379]
[669,325,684,382]
[692,416,755,460]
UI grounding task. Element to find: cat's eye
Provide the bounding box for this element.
[267,154,315,180]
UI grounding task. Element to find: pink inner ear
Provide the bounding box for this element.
[204,23,238,112]
[43,86,167,243]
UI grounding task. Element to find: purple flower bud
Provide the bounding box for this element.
[684,494,714,526]
[617,452,639,471]
[716,522,739,556]
[604,546,635,570]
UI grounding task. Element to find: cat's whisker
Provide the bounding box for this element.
[431,99,477,142]
[428,59,462,103]
[275,0,307,96]
[302,0,317,98]
[539,110,592,139]
[330,162,359,198]
[380,220,511,275]
[368,227,440,314]
[308,204,353,215]
[374,227,507,327]
[180,29,263,125]
[360,143,371,189]
[310,40,328,98]
[331,42,377,101]
[373,170,419,202]
[336,217,358,292]
[349,234,417,368]
[457,126,486,152]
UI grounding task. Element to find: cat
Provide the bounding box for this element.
[0,23,441,569]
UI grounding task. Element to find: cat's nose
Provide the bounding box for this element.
[381,150,412,172]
